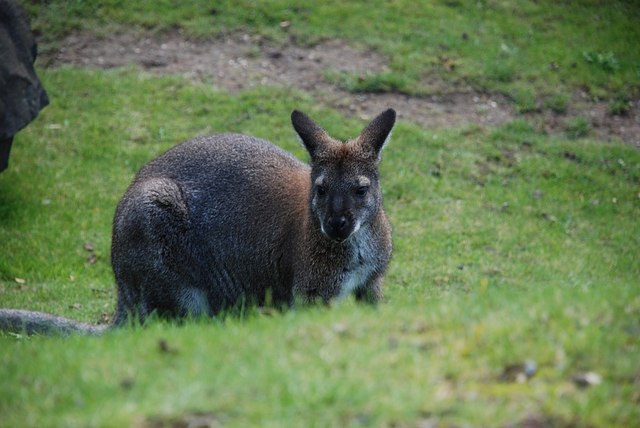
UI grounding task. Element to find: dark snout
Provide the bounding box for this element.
[323,214,354,242]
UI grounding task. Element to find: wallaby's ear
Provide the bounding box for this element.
[358,109,396,159]
[291,110,330,158]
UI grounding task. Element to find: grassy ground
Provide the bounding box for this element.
[1,2,639,427]
[25,0,640,103]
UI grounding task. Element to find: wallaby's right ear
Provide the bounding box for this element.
[358,108,396,159]
[291,110,330,158]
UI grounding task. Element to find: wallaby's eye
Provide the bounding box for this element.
[355,186,369,197]
[316,185,326,196]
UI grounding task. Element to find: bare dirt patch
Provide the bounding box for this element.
[45,30,639,147]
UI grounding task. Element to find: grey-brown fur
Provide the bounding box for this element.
[0,109,395,334]
[0,309,107,335]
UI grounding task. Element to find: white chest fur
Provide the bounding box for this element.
[337,228,377,299]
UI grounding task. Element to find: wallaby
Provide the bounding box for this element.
[0,109,395,335]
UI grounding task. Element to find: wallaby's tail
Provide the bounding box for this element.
[0,309,109,336]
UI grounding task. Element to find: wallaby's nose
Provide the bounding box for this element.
[331,215,349,232]
[327,215,352,242]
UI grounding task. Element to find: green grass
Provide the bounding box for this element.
[25,0,640,100]
[325,71,412,95]
[564,116,591,140]
[1,2,640,427]
[1,68,639,427]
[544,93,570,114]
[2,286,638,427]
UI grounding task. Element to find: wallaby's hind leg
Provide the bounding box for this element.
[111,177,211,324]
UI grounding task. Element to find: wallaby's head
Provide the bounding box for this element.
[292,109,396,243]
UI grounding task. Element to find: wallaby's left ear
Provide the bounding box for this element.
[358,108,396,159]
[291,110,331,159]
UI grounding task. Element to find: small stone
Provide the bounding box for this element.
[573,371,602,388]
[332,323,348,335]
[524,359,537,378]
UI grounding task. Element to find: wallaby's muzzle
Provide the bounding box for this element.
[322,213,357,243]
[320,212,360,242]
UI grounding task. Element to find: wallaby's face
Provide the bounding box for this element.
[292,109,396,243]
[308,145,381,242]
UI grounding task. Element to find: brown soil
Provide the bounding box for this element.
[45,30,639,147]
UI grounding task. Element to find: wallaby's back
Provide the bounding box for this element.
[111,134,310,324]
